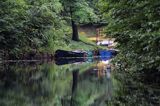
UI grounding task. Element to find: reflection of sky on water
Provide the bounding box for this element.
[71,60,114,106]
[95,59,112,80]
[101,60,110,64]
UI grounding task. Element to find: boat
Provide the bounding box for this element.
[54,49,87,58]
[54,49,118,60]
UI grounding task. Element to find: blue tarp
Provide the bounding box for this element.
[99,50,112,61]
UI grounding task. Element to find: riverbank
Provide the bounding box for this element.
[0,34,104,60]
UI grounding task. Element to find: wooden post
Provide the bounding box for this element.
[96,28,100,44]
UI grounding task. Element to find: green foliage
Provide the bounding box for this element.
[0,0,70,56]
[98,0,160,72]
[0,0,101,57]
[0,0,28,50]
[61,0,99,24]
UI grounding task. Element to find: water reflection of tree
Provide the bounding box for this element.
[70,68,114,106]
[0,62,96,106]
[0,62,72,106]
[107,69,160,106]
[70,69,79,106]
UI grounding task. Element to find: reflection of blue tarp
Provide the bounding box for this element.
[99,50,112,61]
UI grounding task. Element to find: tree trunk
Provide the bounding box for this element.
[71,20,79,41]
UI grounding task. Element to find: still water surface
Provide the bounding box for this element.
[0,58,160,106]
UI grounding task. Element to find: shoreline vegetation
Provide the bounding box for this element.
[0,33,105,60]
[0,0,159,72]
[0,0,160,105]
[0,0,105,60]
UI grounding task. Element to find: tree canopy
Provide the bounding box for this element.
[60,0,99,41]
[0,0,70,57]
[0,0,100,57]
[98,0,160,72]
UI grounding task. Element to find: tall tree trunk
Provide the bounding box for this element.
[71,19,79,41]
[70,7,79,41]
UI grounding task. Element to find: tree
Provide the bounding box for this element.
[98,0,160,72]
[0,0,28,51]
[61,0,98,41]
[0,0,68,57]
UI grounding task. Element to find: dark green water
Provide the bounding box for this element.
[0,60,159,106]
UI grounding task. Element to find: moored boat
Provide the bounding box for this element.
[54,49,87,58]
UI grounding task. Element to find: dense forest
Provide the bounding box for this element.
[98,0,160,74]
[0,0,99,59]
[1,0,159,72]
[0,0,160,106]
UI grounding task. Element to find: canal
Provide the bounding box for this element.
[0,56,160,106]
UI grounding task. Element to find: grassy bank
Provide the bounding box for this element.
[51,33,105,54]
